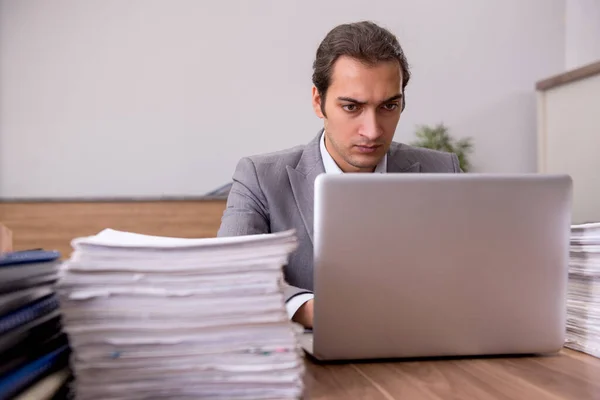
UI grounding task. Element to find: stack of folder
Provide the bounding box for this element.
[0,249,71,399]
[57,228,305,399]
[565,222,600,358]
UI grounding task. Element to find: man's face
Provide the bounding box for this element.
[312,56,403,172]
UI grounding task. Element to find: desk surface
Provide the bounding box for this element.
[303,348,600,399]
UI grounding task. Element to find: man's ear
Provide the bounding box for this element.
[311,86,325,119]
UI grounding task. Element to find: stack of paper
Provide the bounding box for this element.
[565,222,600,358]
[56,229,304,399]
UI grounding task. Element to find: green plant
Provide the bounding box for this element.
[410,123,474,172]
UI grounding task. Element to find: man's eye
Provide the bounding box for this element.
[342,104,358,112]
[382,103,399,111]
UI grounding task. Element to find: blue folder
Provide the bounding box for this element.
[0,250,61,267]
[0,285,54,317]
[0,294,59,336]
[0,344,69,400]
[0,250,61,294]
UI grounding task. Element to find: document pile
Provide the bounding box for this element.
[0,249,71,399]
[565,222,600,358]
[56,229,304,399]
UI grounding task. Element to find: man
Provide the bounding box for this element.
[218,21,461,328]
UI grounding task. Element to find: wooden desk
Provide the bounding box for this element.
[304,348,600,399]
[0,199,227,258]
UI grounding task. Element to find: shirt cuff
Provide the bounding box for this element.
[285,293,314,320]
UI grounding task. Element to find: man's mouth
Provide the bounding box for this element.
[355,144,381,153]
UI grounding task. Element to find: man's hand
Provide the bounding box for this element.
[292,299,314,329]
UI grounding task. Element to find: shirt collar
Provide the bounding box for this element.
[319,131,387,174]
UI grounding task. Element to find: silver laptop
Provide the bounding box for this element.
[300,173,572,361]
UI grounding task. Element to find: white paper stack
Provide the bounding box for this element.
[56,229,304,399]
[565,222,600,358]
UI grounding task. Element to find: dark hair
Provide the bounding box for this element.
[312,21,410,115]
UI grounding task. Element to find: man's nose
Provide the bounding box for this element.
[358,110,382,141]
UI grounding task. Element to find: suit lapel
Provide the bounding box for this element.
[287,132,325,243]
[387,143,422,173]
[287,137,419,243]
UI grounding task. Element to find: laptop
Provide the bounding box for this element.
[299,173,572,361]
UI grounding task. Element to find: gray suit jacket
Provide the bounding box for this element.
[217,130,461,302]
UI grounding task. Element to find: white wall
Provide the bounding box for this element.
[0,0,566,198]
[566,0,600,69]
[538,74,600,224]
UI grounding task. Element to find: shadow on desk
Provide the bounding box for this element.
[303,349,560,365]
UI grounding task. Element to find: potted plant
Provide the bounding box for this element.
[410,123,474,172]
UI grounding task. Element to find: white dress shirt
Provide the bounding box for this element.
[285,132,388,319]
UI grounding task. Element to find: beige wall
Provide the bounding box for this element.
[538,72,600,224]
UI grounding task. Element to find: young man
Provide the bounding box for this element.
[217,21,461,328]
